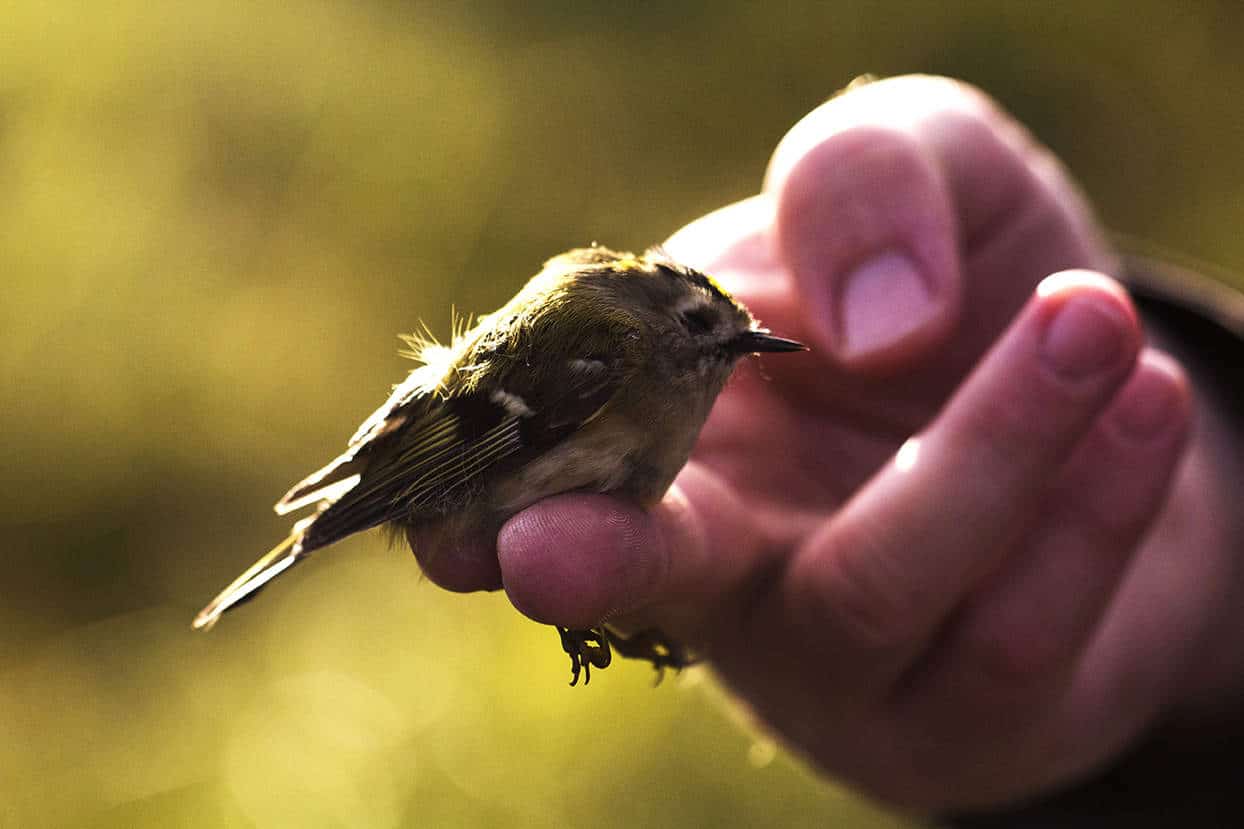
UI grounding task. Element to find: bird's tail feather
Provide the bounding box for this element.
[192,520,310,631]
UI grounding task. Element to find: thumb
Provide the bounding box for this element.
[768,117,961,373]
[496,462,769,640]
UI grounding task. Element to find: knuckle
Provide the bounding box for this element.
[783,123,930,205]
[957,611,1066,689]
[812,75,1049,198]
[1063,492,1145,551]
[796,524,927,656]
[776,124,946,254]
[772,88,943,203]
[860,74,1017,141]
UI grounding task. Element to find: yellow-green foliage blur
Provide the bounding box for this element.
[4,2,1242,827]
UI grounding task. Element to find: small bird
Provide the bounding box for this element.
[193,246,805,684]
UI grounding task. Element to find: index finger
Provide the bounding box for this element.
[779,273,1141,676]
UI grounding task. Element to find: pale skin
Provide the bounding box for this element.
[413,76,1244,812]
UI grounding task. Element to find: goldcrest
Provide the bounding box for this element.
[193,245,805,684]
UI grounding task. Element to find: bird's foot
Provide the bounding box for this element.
[558,626,694,686]
[608,628,694,685]
[558,626,612,686]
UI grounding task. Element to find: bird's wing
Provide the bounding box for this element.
[292,353,628,555]
[195,308,634,631]
[193,387,528,629]
[273,369,433,516]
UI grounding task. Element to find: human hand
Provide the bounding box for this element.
[438,76,1243,811]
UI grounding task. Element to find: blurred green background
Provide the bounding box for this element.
[4,2,1242,827]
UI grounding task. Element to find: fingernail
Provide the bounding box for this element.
[1111,355,1186,441]
[838,251,937,360]
[1039,293,1131,380]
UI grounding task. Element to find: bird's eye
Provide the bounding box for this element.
[680,308,714,335]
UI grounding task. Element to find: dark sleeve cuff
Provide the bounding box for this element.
[947,725,1244,827]
[1124,253,1244,422]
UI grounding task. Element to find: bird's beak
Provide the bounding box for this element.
[730,329,808,354]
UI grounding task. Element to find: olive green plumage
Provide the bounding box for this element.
[193,245,804,684]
